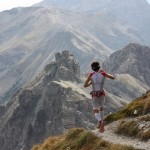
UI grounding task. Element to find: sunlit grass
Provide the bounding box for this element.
[105,91,150,124]
[32,128,142,150]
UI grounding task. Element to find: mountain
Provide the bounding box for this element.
[35,0,150,13]
[35,0,150,47]
[102,43,150,87]
[0,50,92,150]
[0,50,149,150]
[0,7,111,100]
[32,91,150,150]
[0,50,126,150]
[0,0,150,103]
[0,5,144,101]
[104,73,149,101]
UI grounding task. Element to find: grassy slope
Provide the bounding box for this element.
[105,90,150,141]
[32,128,142,150]
[105,91,150,124]
[116,116,150,141]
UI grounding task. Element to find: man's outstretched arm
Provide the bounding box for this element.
[105,73,115,80]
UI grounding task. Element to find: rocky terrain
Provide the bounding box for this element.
[0,50,94,150]
[32,90,150,150]
[93,118,150,150]
[0,1,150,149]
[0,50,149,150]
[0,50,124,150]
[95,91,150,150]
[103,43,150,87]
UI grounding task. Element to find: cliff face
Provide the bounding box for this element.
[0,50,94,150]
[103,43,150,87]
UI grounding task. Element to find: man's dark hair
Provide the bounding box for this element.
[91,62,100,72]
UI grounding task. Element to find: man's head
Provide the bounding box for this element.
[91,62,100,72]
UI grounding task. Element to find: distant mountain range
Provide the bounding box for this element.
[35,0,150,13]
[35,0,150,47]
[0,0,150,101]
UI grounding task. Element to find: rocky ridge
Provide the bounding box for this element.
[0,50,95,150]
[0,49,149,150]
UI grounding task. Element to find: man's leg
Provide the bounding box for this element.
[99,107,104,121]
[93,108,101,122]
[99,96,105,133]
[92,97,101,122]
[92,97,102,129]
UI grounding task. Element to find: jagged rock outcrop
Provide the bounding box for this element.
[0,50,94,150]
[44,50,80,83]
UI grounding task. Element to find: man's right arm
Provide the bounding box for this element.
[84,76,92,87]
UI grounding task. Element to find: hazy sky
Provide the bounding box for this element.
[0,0,150,12]
[0,0,42,11]
[147,0,150,3]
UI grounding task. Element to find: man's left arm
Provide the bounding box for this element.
[105,73,115,80]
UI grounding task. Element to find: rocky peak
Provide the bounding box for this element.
[102,43,150,87]
[44,50,80,82]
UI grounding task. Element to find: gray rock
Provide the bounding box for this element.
[0,50,94,150]
[103,43,150,87]
[43,50,80,83]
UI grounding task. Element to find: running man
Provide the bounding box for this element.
[84,62,115,133]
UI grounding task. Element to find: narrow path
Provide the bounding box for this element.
[92,122,150,150]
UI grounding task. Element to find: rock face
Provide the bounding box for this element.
[0,50,95,150]
[103,43,150,87]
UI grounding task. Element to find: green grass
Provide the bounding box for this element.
[105,91,150,124]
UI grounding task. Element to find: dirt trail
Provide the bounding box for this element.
[92,122,150,150]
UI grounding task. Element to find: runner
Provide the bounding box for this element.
[84,62,115,133]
